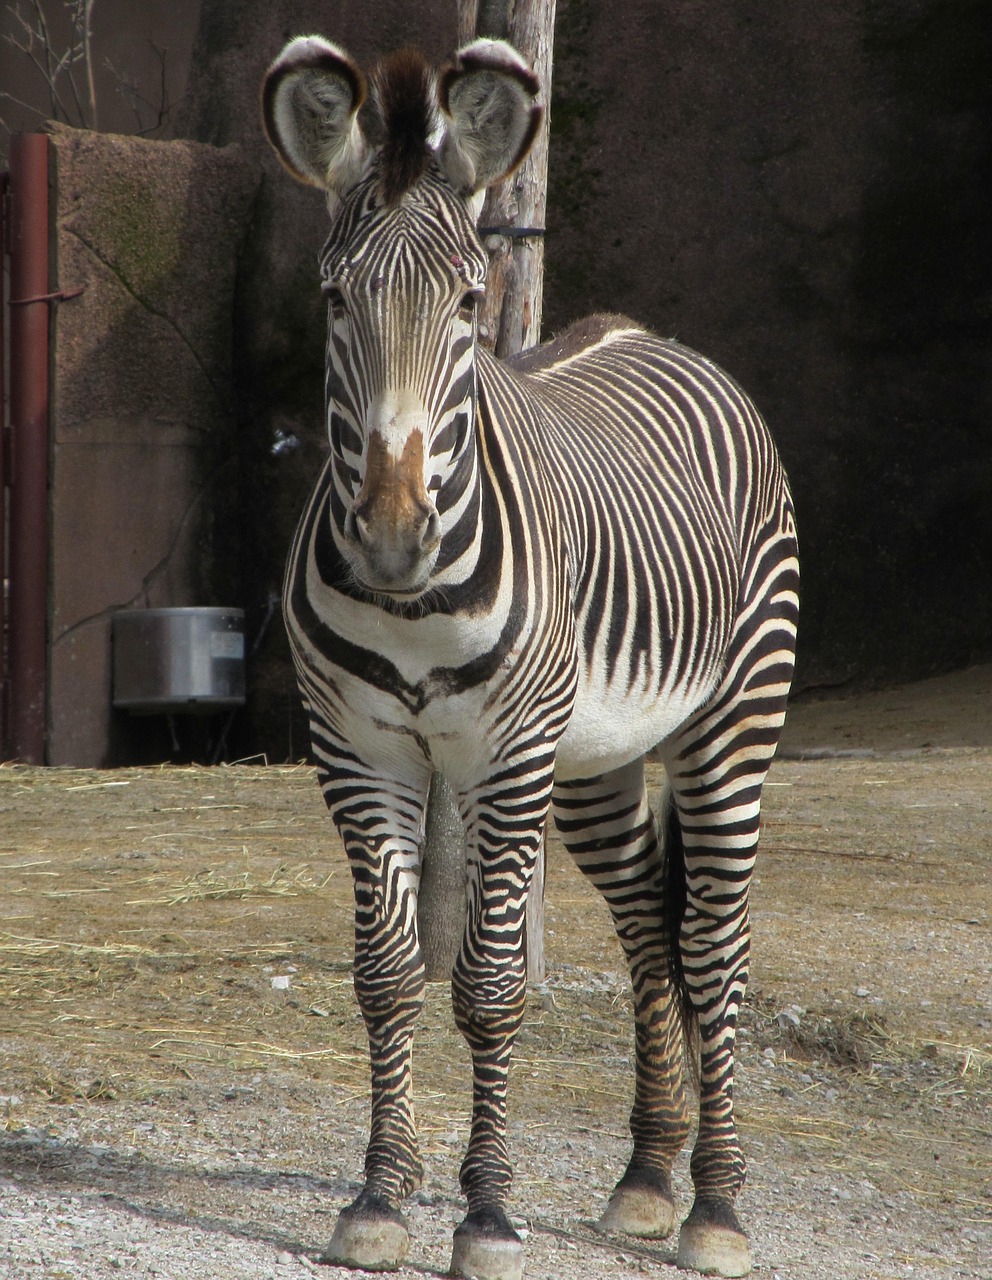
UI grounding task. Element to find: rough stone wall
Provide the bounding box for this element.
[546,0,992,687]
[48,122,259,765]
[170,0,991,764]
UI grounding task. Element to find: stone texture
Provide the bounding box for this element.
[48,123,259,765]
[544,0,992,688]
[175,1,992,740]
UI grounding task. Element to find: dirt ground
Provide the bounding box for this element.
[1,665,990,1280]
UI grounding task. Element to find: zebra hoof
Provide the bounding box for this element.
[676,1198,751,1277]
[450,1206,524,1280]
[321,1192,409,1271]
[595,1167,677,1238]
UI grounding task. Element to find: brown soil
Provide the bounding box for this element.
[1,666,990,1279]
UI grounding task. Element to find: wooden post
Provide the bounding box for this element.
[468,0,556,360]
[474,0,556,983]
[418,0,555,983]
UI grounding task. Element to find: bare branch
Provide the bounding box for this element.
[83,0,97,128]
[146,41,171,136]
[3,0,95,127]
[3,0,172,139]
[104,41,171,138]
[4,27,72,123]
[60,0,92,127]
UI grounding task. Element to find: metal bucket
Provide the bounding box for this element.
[112,608,246,714]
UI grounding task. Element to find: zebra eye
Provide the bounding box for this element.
[322,282,346,311]
[458,289,483,319]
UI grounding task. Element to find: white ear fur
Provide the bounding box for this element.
[261,36,370,196]
[437,38,542,196]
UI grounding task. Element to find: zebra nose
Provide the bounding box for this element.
[345,497,441,555]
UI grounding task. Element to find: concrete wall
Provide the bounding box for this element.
[544,0,992,689]
[4,2,989,762]
[47,123,258,765]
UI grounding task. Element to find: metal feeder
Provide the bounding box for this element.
[112,607,246,715]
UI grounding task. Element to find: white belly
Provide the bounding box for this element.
[554,660,720,780]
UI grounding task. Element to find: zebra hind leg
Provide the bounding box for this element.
[552,762,692,1243]
[665,715,790,1277]
[665,520,797,1278]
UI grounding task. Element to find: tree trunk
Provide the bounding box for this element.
[418,0,555,984]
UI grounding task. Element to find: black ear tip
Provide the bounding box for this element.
[439,38,540,112]
[263,36,368,113]
[436,40,543,194]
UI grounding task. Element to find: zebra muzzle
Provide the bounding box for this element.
[345,431,441,591]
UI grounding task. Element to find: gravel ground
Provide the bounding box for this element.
[2,666,990,1279]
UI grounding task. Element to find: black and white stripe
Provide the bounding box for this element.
[269,40,798,1280]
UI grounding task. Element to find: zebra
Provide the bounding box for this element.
[262,33,799,1280]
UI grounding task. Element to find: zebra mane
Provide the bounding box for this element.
[369,48,439,205]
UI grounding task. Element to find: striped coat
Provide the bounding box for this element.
[264,33,798,1280]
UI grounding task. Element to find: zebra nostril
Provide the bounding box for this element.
[421,509,442,551]
[344,503,369,546]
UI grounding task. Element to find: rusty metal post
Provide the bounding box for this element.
[7,134,51,764]
[0,170,9,751]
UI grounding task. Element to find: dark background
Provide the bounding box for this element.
[3,0,990,761]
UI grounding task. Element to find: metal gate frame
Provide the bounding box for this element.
[1,134,51,764]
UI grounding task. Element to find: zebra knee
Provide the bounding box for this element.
[451,957,527,1053]
[353,948,427,1038]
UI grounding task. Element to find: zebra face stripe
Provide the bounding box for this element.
[321,168,488,600]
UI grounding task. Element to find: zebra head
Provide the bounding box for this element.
[262,36,541,599]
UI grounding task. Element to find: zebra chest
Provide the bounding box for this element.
[333,673,502,785]
[297,588,523,781]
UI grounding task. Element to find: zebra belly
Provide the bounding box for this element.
[553,665,720,781]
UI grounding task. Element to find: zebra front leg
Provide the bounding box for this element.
[553,763,691,1242]
[320,774,428,1272]
[447,782,551,1280]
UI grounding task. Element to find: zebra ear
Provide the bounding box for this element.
[437,39,542,198]
[262,36,370,197]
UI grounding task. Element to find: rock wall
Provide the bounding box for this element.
[48,123,259,765]
[169,1,992,760]
[546,0,992,688]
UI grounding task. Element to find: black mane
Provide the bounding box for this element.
[370,48,436,204]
